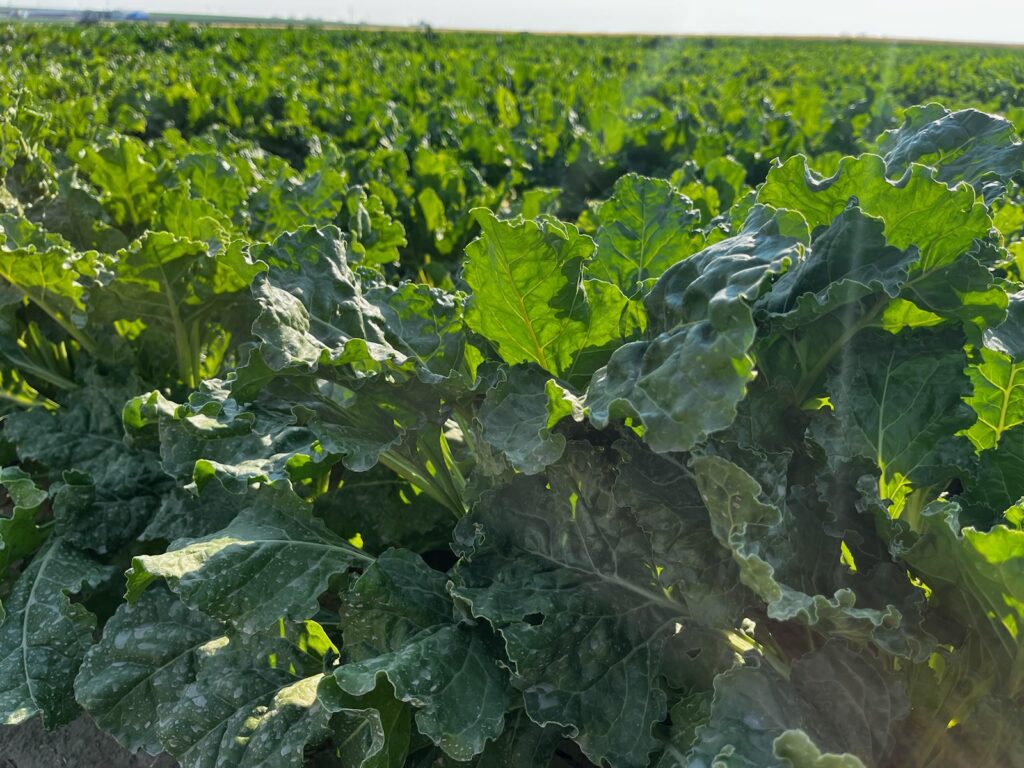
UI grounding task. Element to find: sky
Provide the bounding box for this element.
[11,0,1024,45]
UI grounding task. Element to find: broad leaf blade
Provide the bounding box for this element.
[692,455,931,659]
[0,539,108,727]
[452,442,734,768]
[157,627,334,768]
[587,205,803,453]
[0,466,49,576]
[688,643,907,768]
[74,588,222,754]
[590,173,703,298]
[878,104,1024,201]
[463,209,630,380]
[330,549,509,761]
[819,329,976,497]
[127,486,373,632]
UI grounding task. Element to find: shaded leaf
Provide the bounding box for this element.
[758,205,918,328]
[819,329,976,496]
[157,627,334,768]
[330,550,509,761]
[452,443,731,768]
[893,502,1024,698]
[477,365,583,475]
[688,643,907,768]
[692,455,931,659]
[316,680,411,768]
[0,466,49,576]
[0,539,107,727]
[74,588,222,754]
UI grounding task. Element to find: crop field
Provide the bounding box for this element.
[0,22,1023,768]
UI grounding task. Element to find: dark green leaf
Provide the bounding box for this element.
[74,588,222,753]
[0,539,108,727]
[879,104,1024,202]
[127,486,373,632]
[688,643,907,768]
[587,205,803,453]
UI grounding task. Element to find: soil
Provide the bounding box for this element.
[0,716,177,768]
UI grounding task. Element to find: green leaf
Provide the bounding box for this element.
[154,183,235,243]
[962,425,1024,522]
[27,169,130,253]
[589,173,703,298]
[360,278,474,385]
[87,231,263,386]
[329,550,509,761]
[6,374,169,553]
[0,124,23,175]
[494,86,520,128]
[329,626,507,761]
[127,486,373,632]
[654,692,712,768]
[964,347,1024,451]
[463,209,632,380]
[926,694,1024,766]
[477,365,583,475]
[251,227,469,383]
[345,186,407,267]
[139,483,243,543]
[51,468,166,556]
[758,205,919,328]
[249,167,348,239]
[80,591,339,767]
[611,440,743,628]
[771,730,866,768]
[274,374,448,476]
[314,467,454,556]
[878,299,945,333]
[982,290,1024,361]
[475,710,564,768]
[250,226,386,374]
[74,588,222,754]
[172,154,249,214]
[0,307,83,403]
[587,205,803,453]
[896,244,1007,332]
[73,135,159,228]
[0,213,96,350]
[819,329,976,496]
[691,455,931,659]
[0,539,108,727]
[759,154,990,274]
[157,627,334,768]
[315,680,411,768]
[125,386,322,492]
[688,643,907,768]
[0,466,49,576]
[893,502,1024,698]
[878,103,1024,202]
[510,188,561,220]
[452,443,731,768]
[338,549,454,662]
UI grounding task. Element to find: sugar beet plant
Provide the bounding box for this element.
[1,101,1024,768]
